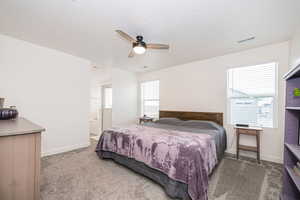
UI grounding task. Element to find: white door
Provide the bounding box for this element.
[102,85,112,131]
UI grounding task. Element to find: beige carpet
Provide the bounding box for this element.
[41,141,282,200]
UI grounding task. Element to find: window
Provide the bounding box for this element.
[104,87,112,109]
[227,63,277,128]
[141,80,159,118]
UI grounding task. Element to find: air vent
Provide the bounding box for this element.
[237,37,255,44]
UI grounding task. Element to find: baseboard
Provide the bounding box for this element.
[226,149,283,164]
[42,142,90,157]
[41,143,282,163]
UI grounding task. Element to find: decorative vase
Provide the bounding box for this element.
[0,108,19,120]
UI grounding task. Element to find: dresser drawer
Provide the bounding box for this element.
[238,129,258,135]
[0,133,41,200]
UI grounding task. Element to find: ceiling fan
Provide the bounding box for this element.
[116,30,169,57]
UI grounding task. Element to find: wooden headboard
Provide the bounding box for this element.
[159,110,223,126]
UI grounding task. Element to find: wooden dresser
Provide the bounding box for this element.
[0,118,45,200]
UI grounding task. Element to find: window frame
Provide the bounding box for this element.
[226,62,278,128]
[140,80,160,118]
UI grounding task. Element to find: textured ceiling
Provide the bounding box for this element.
[0,0,299,72]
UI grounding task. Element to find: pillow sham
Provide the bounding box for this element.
[155,117,182,125]
[179,120,220,130]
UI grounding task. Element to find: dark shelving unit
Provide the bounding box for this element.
[282,64,300,199]
[286,107,300,110]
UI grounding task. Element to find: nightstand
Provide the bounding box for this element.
[234,126,263,164]
[139,117,154,124]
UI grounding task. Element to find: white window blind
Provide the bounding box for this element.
[141,80,159,118]
[228,63,276,128]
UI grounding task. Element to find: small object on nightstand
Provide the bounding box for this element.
[234,126,263,164]
[139,116,154,124]
[235,124,249,127]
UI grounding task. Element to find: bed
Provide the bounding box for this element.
[95,111,226,200]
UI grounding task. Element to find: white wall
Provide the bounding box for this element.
[0,34,91,156]
[112,68,138,126]
[138,42,290,163]
[290,28,300,68]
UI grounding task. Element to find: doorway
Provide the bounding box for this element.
[102,85,112,131]
[89,85,102,140]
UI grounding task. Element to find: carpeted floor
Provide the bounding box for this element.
[40,140,282,200]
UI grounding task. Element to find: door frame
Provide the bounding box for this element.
[101,84,112,131]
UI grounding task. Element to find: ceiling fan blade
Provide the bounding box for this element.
[128,49,134,58]
[147,43,169,49]
[116,30,136,43]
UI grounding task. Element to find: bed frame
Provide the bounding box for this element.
[159,110,224,126]
[99,110,224,200]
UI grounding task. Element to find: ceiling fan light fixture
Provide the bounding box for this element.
[115,30,169,58]
[133,44,146,54]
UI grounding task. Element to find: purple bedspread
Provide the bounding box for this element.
[96,125,217,200]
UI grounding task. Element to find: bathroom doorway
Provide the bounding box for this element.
[101,85,112,131]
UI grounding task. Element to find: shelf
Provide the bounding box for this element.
[280,192,299,200]
[285,166,300,193]
[238,145,258,152]
[285,143,300,161]
[280,193,289,200]
[286,107,300,110]
[284,63,300,80]
[280,193,286,200]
